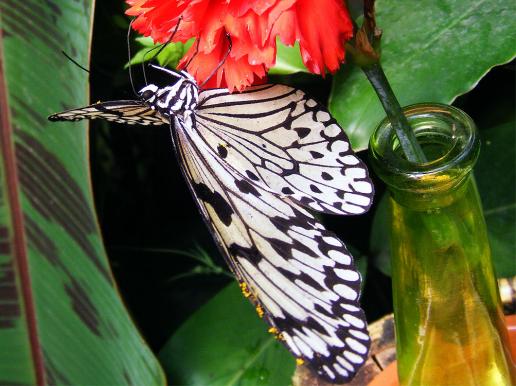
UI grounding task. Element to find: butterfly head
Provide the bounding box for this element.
[139,71,199,117]
[139,84,159,103]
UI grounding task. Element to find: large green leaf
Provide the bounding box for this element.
[330,0,516,150]
[368,194,391,277]
[475,120,516,277]
[369,119,516,278]
[0,1,164,384]
[160,283,295,385]
[126,37,194,69]
[269,41,308,75]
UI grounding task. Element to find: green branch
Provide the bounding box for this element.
[362,63,427,163]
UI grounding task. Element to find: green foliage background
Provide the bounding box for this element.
[0,0,514,384]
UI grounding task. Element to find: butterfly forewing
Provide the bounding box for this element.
[196,85,374,216]
[48,100,167,126]
[172,114,370,383]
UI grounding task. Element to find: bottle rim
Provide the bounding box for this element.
[369,103,480,182]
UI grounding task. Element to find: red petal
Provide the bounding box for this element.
[272,0,352,74]
[180,32,267,91]
[228,0,281,17]
[270,7,297,47]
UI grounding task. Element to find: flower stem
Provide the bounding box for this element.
[362,62,427,163]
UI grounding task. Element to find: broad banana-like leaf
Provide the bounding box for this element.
[0,1,164,384]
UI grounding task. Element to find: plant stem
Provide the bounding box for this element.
[362,62,427,163]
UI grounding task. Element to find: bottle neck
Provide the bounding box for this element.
[369,103,480,209]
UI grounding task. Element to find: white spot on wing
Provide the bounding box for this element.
[345,337,368,354]
[334,284,358,300]
[323,236,342,247]
[337,356,355,371]
[328,250,351,265]
[345,193,371,207]
[306,99,317,107]
[341,304,361,312]
[349,329,370,340]
[324,123,341,137]
[322,365,335,379]
[344,350,365,364]
[333,364,349,377]
[316,111,330,122]
[343,314,366,329]
[335,269,360,282]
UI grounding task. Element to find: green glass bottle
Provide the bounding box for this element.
[369,103,515,385]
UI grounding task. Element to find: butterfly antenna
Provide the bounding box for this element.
[141,16,183,84]
[183,37,200,70]
[61,51,90,74]
[142,16,182,64]
[127,18,139,97]
[199,32,232,88]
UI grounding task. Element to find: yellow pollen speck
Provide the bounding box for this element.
[296,358,304,366]
[268,327,278,335]
[240,282,251,298]
[255,305,264,318]
[276,332,285,341]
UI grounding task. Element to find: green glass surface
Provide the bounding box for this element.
[369,104,515,385]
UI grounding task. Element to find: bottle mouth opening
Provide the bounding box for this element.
[369,103,479,178]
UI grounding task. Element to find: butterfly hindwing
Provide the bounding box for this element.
[172,114,370,383]
[48,100,167,126]
[48,76,372,382]
[195,85,374,216]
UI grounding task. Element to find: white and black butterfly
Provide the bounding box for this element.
[49,67,374,383]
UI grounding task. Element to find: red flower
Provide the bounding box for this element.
[126,0,353,91]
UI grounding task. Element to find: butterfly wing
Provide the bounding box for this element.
[172,113,370,383]
[195,85,373,215]
[48,100,168,126]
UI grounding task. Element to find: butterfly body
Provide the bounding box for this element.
[49,68,374,383]
[139,69,199,117]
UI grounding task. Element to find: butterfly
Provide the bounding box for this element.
[49,66,374,383]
